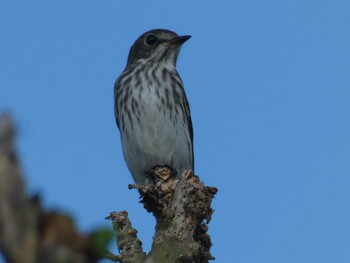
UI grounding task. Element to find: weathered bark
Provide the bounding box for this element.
[107,170,217,263]
[105,211,146,263]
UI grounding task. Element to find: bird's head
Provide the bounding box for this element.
[126,29,191,67]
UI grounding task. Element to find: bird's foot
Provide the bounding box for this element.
[147,165,178,183]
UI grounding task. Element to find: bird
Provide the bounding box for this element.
[114,29,194,184]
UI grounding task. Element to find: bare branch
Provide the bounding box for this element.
[109,170,217,263]
[106,211,146,263]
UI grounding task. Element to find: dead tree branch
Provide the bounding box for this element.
[107,170,217,263]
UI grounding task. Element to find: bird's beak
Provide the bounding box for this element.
[169,35,192,46]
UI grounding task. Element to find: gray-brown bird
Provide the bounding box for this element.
[114,29,194,184]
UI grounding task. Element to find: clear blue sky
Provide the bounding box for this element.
[1,1,349,262]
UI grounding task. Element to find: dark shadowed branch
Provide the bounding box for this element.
[0,114,112,263]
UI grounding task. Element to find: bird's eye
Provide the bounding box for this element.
[145,34,157,46]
